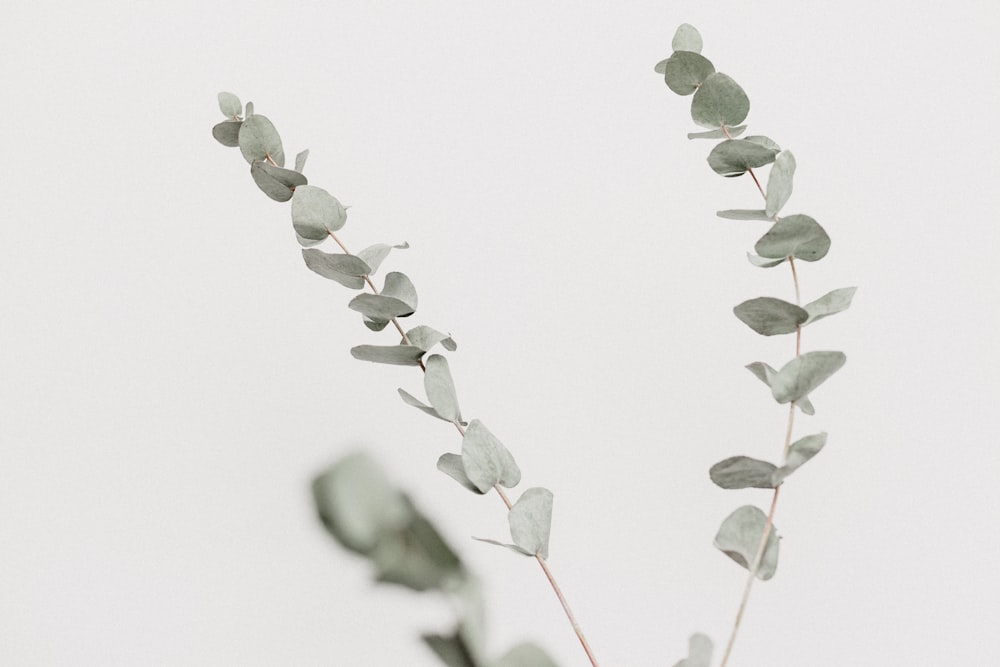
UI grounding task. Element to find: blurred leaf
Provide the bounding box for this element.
[717,209,770,221]
[425,354,462,422]
[217,91,242,118]
[687,125,745,140]
[437,453,482,494]
[406,325,457,352]
[672,633,713,667]
[351,344,426,366]
[765,151,796,217]
[691,72,749,129]
[733,297,808,336]
[771,351,846,404]
[755,214,830,261]
[707,139,778,176]
[238,114,285,166]
[383,272,418,313]
[212,120,242,147]
[662,51,715,95]
[803,287,857,326]
[508,488,553,559]
[422,630,482,667]
[746,361,815,415]
[294,149,309,173]
[301,249,366,289]
[357,242,409,276]
[370,505,464,591]
[291,184,347,240]
[744,135,781,152]
[671,23,703,53]
[710,456,778,489]
[713,505,779,580]
[398,388,450,422]
[496,643,560,667]
[250,162,307,202]
[462,420,521,493]
[746,253,786,268]
[772,432,827,485]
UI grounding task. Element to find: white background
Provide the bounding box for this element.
[2,1,998,665]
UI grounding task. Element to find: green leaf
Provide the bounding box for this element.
[672,633,713,667]
[471,536,533,557]
[238,114,285,166]
[357,242,409,276]
[422,632,480,667]
[771,351,846,404]
[707,139,778,177]
[755,214,830,261]
[714,505,779,580]
[212,120,242,147]
[250,162,307,202]
[291,185,347,241]
[687,125,746,140]
[508,487,553,559]
[691,72,750,129]
[765,151,796,217]
[382,272,418,313]
[746,253,786,268]
[662,51,715,95]
[217,91,242,118]
[294,149,309,173]
[461,419,521,493]
[295,232,324,249]
[733,296,808,336]
[425,354,461,422]
[370,503,464,591]
[745,361,815,415]
[437,453,482,494]
[398,388,450,422]
[406,325,457,352]
[710,456,779,489]
[803,287,857,326]
[350,344,426,366]
[349,293,414,321]
[496,642,560,667]
[363,316,391,332]
[244,101,254,118]
[744,135,781,152]
[771,432,827,485]
[671,23,703,53]
[301,249,366,289]
[717,209,770,221]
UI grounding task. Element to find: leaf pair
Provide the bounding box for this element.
[746,350,846,415]
[733,287,856,336]
[709,433,827,489]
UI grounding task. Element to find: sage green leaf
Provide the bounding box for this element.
[294,149,309,173]
[295,231,324,249]
[744,135,781,152]
[370,503,463,591]
[691,72,750,129]
[765,151,796,217]
[357,242,409,275]
[755,214,830,261]
[662,51,715,95]
[671,23,703,53]
[212,120,242,147]
[312,452,412,556]
[509,487,553,559]
[717,209,770,221]
[745,362,815,414]
[710,456,779,489]
[349,293,414,321]
[306,250,370,277]
[238,114,285,166]
[217,91,241,118]
[714,505,779,580]
[672,633,713,667]
[382,272,418,314]
[425,354,461,422]
[771,432,827,485]
[350,344,425,366]
[291,185,347,240]
[301,249,365,289]
[471,536,533,557]
[747,253,786,268]
[250,162,307,202]
[707,140,778,176]
[687,125,746,140]
[654,58,669,74]
[244,101,254,118]
[462,419,521,493]
[422,632,480,667]
[406,325,457,352]
[803,287,857,326]
[398,388,450,422]
[363,316,391,332]
[437,453,482,494]
[733,296,808,336]
[771,351,846,404]
[496,643,560,667]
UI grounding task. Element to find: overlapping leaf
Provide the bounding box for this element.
[461,420,520,493]
[349,272,417,322]
[803,287,857,326]
[238,114,284,166]
[424,354,461,422]
[301,249,366,289]
[745,361,815,414]
[770,351,846,404]
[707,139,778,177]
[212,120,242,147]
[406,325,457,352]
[714,505,779,580]
[291,184,347,242]
[357,242,409,276]
[250,162,306,202]
[661,51,715,95]
[691,72,749,129]
[755,214,830,261]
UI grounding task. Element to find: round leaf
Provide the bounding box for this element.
[710,456,778,489]
[238,114,285,167]
[733,296,808,336]
[713,505,779,580]
[291,185,347,240]
[250,162,307,202]
[508,488,553,559]
[671,23,703,53]
[461,420,521,493]
[707,139,778,177]
[770,350,846,404]
[211,120,242,147]
[663,51,715,95]
[217,91,242,118]
[754,214,831,261]
[691,72,749,129]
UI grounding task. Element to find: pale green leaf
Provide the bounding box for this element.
[471,536,533,557]
[294,149,309,173]
[691,72,750,129]
[803,287,857,326]
[662,51,715,96]
[357,242,409,276]
[422,632,479,667]
[212,120,242,147]
[744,135,781,152]
[217,91,242,118]
[301,249,365,289]
[687,125,745,140]
[425,354,461,422]
[746,253,786,268]
[382,272,418,313]
[733,296,808,336]
[406,325,457,352]
[295,231,325,248]
[717,209,770,221]
[509,488,553,559]
[349,293,414,321]
[437,453,482,494]
[754,214,830,261]
[713,505,779,580]
[496,642,560,667]
[370,504,463,591]
[250,162,307,202]
[771,432,827,485]
[746,362,815,414]
[398,388,449,422]
[291,184,347,240]
[244,101,254,118]
[350,344,425,366]
[765,150,796,217]
[707,139,778,176]
[238,114,285,166]
[671,23,703,53]
[462,420,521,493]
[363,316,391,332]
[672,633,713,667]
[771,351,846,404]
[710,456,778,489]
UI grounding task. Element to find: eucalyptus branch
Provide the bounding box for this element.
[656,23,856,666]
